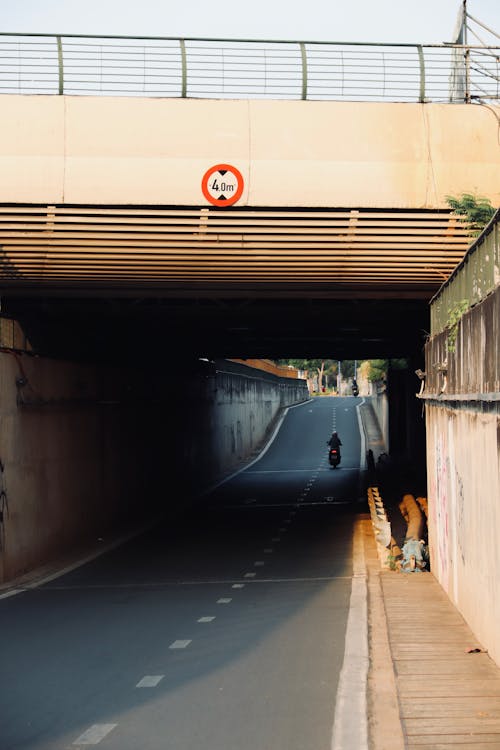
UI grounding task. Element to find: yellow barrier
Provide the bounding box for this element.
[228,359,300,379]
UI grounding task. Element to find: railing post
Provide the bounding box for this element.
[300,42,308,100]
[56,36,64,94]
[464,47,471,102]
[180,39,187,98]
[417,45,425,102]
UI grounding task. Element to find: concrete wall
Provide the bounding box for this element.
[365,390,389,456]
[164,359,309,496]
[0,96,499,208]
[423,287,500,666]
[0,353,157,582]
[0,352,308,583]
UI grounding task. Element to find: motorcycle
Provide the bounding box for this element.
[328,446,341,468]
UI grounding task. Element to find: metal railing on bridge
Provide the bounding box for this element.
[430,208,500,335]
[0,33,499,102]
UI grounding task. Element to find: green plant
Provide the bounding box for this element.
[446,299,469,353]
[366,359,388,382]
[446,193,495,236]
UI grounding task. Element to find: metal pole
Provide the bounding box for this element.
[180,39,187,98]
[462,1,471,103]
[300,42,308,100]
[56,36,64,94]
[417,45,425,103]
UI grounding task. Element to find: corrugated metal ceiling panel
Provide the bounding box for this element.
[0,205,471,292]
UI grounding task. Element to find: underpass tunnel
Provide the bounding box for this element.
[0,294,428,585]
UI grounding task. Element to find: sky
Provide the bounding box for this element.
[1,0,499,45]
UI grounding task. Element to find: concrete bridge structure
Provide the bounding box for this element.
[0,33,499,663]
[0,34,499,359]
[1,95,499,359]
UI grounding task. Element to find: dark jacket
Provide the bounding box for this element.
[328,433,342,449]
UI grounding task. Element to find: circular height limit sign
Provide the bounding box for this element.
[201,164,244,207]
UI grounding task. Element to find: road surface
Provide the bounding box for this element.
[0,396,367,750]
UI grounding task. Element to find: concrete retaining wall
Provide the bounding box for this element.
[0,353,308,583]
[165,359,309,496]
[423,287,500,666]
[0,353,156,582]
[365,391,389,454]
[425,404,500,666]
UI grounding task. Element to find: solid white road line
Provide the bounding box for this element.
[136,675,164,688]
[0,519,163,600]
[356,398,368,470]
[73,723,117,745]
[201,398,314,492]
[331,519,368,750]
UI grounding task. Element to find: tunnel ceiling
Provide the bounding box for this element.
[3,295,430,362]
[0,204,470,362]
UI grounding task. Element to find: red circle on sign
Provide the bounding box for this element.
[201,164,244,207]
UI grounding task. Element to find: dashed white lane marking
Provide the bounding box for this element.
[198,616,216,623]
[331,519,368,750]
[254,561,265,567]
[244,572,256,578]
[232,583,245,588]
[217,598,232,604]
[136,675,164,688]
[272,537,281,542]
[73,723,117,745]
[169,640,192,649]
[263,548,273,553]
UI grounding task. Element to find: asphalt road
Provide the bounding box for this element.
[0,396,366,750]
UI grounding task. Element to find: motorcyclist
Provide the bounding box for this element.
[327,431,342,453]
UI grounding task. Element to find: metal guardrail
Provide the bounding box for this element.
[430,209,500,335]
[0,33,499,102]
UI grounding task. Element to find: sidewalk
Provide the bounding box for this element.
[360,402,500,749]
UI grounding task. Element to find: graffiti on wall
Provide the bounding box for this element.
[456,471,466,565]
[435,430,450,590]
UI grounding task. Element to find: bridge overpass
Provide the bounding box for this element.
[0,28,499,675]
[0,34,499,359]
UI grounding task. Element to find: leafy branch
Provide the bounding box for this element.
[446,299,469,353]
[446,193,495,237]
